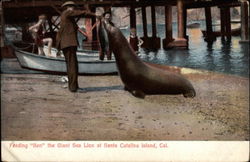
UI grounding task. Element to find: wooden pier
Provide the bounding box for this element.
[1,0,249,52]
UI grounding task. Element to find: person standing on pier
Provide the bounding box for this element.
[56,1,98,92]
[29,14,53,57]
[128,28,143,55]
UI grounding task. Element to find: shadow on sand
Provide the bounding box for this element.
[78,85,123,93]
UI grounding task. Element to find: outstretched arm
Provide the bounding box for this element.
[138,37,144,47]
[28,21,42,32]
[65,9,96,17]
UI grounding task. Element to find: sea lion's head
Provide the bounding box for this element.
[101,19,116,34]
[101,18,128,47]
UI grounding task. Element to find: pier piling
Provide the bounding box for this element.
[129,5,136,29]
[140,6,150,48]
[1,0,245,51]
[168,0,188,49]
[220,7,226,39]
[225,7,232,40]
[140,5,160,49]
[240,0,249,43]
[205,7,216,42]
[162,5,174,49]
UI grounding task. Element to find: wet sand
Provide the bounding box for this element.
[1,67,249,140]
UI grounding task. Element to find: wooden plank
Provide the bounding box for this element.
[220,8,226,37]
[3,0,178,8]
[240,0,249,41]
[225,7,231,39]
[205,7,213,36]
[151,5,157,37]
[91,7,97,41]
[3,0,240,9]
[141,6,148,37]
[185,0,239,9]
[177,0,184,38]
[165,5,173,40]
[0,0,5,47]
[130,5,136,29]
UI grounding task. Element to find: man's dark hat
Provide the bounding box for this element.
[103,11,112,16]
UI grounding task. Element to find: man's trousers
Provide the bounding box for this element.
[62,46,79,92]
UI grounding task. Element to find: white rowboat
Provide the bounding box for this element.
[14,47,117,75]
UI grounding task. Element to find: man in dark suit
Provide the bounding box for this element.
[56,1,97,92]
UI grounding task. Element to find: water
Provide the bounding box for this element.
[117,22,249,78]
[6,21,249,77]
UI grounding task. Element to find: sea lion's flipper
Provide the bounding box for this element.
[183,89,196,98]
[131,90,145,99]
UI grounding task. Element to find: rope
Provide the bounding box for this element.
[12,43,34,50]
[4,36,35,50]
[14,43,35,50]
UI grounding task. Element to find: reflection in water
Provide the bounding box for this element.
[81,22,249,77]
[141,48,191,67]
[204,41,216,71]
[188,28,202,45]
[238,42,249,76]
[130,23,249,78]
[220,39,232,74]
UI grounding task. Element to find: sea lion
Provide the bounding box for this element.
[99,19,196,98]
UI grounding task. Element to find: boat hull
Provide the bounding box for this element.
[14,49,117,75]
[43,46,100,59]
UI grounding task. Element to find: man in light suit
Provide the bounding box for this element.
[56,1,97,92]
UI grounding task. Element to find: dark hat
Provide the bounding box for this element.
[103,11,112,16]
[61,1,76,8]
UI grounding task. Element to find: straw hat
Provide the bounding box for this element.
[61,1,76,8]
[38,14,47,20]
[130,28,136,33]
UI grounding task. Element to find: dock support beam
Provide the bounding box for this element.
[84,18,96,50]
[183,7,188,40]
[168,0,188,49]
[85,18,92,42]
[240,0,249,43]
[220,6,232,41]
[91,7,97,42]
[130,5,136,30]
[46,15,57,46]
[0,1,5,48]
[149,5,160,49]
[220,8,226,39]
[151,5,157,38]
[140,6,150,48]
[204,7,216,42]
[83,6,98,50]
[141,6,148,37]
[141,6,160,49]
[162,5,174,49]
[91,7,98,50]
[177,0,184,39]
[224,7,231,40]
